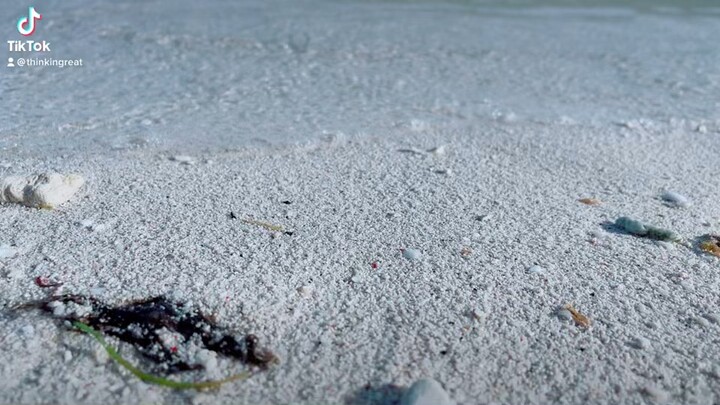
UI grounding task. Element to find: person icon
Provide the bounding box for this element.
[7,58,14,67]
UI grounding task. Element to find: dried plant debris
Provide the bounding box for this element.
[564,304,591,328]
[699,235,720,258]
[26,295,278,374]
[74,321,249,390]
[578,197,601,206]
[614,216,681,242]
[241,218,293,235]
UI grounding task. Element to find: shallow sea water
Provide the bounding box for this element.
[1,0,718,157]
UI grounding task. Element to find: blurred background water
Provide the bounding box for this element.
[1,0,718,157]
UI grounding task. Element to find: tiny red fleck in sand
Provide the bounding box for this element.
[170,346,178,353]
[35,276,62,288]
[371,262,378,269]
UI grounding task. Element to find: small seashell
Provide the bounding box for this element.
[1,173,84,209]
[661,190,691,208]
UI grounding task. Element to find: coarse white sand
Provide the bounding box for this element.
[1,119,720,404]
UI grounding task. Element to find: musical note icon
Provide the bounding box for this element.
[17,7,42,37]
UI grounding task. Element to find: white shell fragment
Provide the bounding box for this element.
[0,244,18,259]
[170,155,196,165]
[401,379,454,405]
[1,173,85,208]
[527,265,545,274]
[661,190,691,208]
[427,145,447,155]
[297,285,313,298]
[402,248,423,260]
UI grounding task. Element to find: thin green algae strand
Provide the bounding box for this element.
[73,321,249,391]
[615,216,681,242]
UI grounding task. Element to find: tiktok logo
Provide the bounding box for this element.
[17,7,42,37]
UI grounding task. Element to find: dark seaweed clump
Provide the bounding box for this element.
[32,295,277,373]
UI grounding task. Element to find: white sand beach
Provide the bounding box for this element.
[1,1,720,404]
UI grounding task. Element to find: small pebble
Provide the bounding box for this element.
[400,378,454,405]
[661,190,691,208]
[402,248,423,261]
[297,285,313,298]
[616,217,647,235]
[615,217,680,242]
[64,350,73,362]
[170,155,195,165]
[527,265,545,274]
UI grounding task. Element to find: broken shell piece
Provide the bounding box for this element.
[527,265,545,274]
[564,304,591,328]
[661,190,691,208]
[699,235,720,258]
[1,173,84,209]
[578,197,601,206]
[661,190,690,208]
